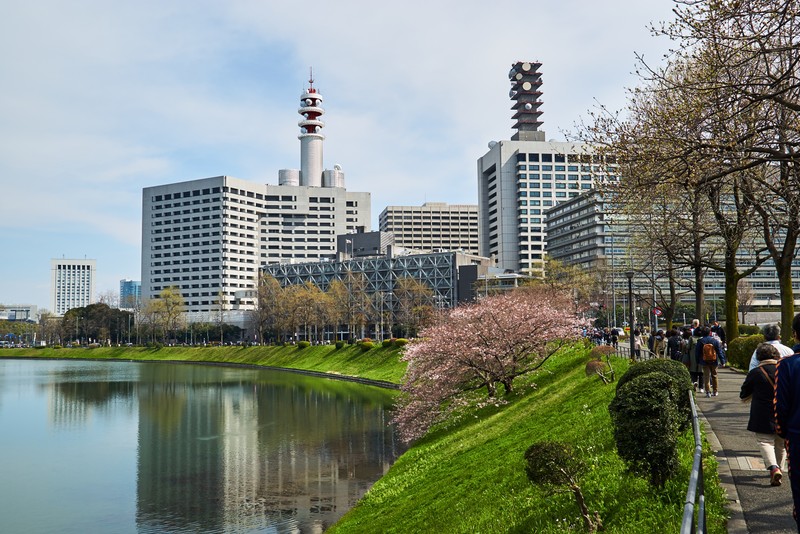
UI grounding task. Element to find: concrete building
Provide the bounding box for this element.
[141,76,370,320]
[477,61,616,275]
[51,258,96,315]
[119,279,141,310]
[378,202,479,255]
[0,304,38,322]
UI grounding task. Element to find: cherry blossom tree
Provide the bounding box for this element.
[393,287,585,442]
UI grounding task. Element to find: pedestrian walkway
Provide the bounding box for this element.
[697,365,796,533]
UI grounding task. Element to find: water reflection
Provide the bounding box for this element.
[1,360,402,533]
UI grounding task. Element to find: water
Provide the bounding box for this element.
[0,359,403,533]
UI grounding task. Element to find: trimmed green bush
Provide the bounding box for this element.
[395,338,409,347]
[738,324,761,336]
[727,334,764,370]
[616,358,693,430]
[609,371,682,487]
[335,340,345,349]
[359,341,374,352]
[297,340,311,349]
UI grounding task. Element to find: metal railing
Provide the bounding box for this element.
[681,390,706,533]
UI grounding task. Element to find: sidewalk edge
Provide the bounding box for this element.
[697,409,748,533]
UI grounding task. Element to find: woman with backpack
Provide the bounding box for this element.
[740,342,784,486]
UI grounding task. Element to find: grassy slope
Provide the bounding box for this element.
[1,344,406,384]
[330,346,727,533]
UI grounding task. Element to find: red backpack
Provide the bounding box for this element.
[702,342,717,363]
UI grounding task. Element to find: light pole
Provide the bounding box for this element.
[626,271,635,361]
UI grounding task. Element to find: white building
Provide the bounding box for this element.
[141,76,370,318]
[50,258,96,315]
[378,202,479,255]
[477,61,615,275]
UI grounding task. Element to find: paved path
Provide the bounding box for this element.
[697,366,796,533]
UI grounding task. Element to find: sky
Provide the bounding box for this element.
[0,0,678,311]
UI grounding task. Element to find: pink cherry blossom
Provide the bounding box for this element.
[392,287,586,442]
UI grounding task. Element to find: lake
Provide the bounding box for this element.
[0,359,404,533]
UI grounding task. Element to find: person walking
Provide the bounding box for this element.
[749,324,795,371]
[774,313,800,531]
[741,342,785,486]
[633,329,643,360]
[697,326,724,397]
[684,327,703,392]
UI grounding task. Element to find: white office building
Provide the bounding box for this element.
[378,202,479,255]
[51,258,96,316]
[141,76,370,318]
[477,61,615,275]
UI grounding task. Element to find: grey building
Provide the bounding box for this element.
[141,77,370,317]
[477,61,616,276]
[378,202,479,255]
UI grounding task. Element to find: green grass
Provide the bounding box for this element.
[329,346,728,533]
[0,344,406,385]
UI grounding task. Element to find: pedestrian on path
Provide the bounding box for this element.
[740,342,784,486]
[748,324,795,371]
[774,312,800,531]
[697,326,724,397]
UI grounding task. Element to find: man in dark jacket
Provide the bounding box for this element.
[711,320,727,346]
[696,326,724,397]
[774,312,800,529]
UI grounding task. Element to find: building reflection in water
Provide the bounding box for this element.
[44,362,403,533]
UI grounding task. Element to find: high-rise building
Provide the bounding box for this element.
[378,202,479,255]
[477,61,615,275]
[119,279,142,309]
[51,258,96,315]
[141,75,370,318]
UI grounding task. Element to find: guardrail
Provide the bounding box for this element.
[681,390,706,533]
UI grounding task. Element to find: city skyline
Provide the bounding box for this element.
[0,1,676,310]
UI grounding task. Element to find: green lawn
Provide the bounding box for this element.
[329,346,727,533]
[1,344,407,385]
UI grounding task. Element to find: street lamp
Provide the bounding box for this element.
[625,271,635,361]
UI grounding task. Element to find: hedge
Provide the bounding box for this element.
[727,334,764,370]
[616,358,693,430]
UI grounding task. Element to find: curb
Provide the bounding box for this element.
[696,408,748,533]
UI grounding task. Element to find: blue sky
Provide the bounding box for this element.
[0,0,677,310]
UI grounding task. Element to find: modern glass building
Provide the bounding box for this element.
[119,279,141,309]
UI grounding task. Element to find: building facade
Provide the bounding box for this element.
[263,250,491,336]
[477,61,615,275]
[50,258,96,315]
[141,77,370,317]
[119,279,141,310]
[378,202,479,255]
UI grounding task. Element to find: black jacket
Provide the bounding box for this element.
[740,360,778,434]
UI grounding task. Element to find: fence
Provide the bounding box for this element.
[681,390,707,533]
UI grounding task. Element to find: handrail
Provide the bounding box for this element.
[681,389,706,533]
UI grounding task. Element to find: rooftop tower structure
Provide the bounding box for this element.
[509,61,545,142]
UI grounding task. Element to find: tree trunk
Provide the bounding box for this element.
[571,485,600,533]
[724,261,739,344]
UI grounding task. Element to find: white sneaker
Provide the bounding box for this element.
[706,392,711,398]
[712,391,718,397]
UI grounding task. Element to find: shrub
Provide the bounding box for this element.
[53,344,62,350]
[616,358,693,430]
[395,338,409,347]
[382,339,393,347]
[335,340,345,349]
[609,371,682,487]
[88,343,101,349]
[739,324,761,336]
[360,341,374,352]
[297,340,311,349]
[727,334,764,370]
